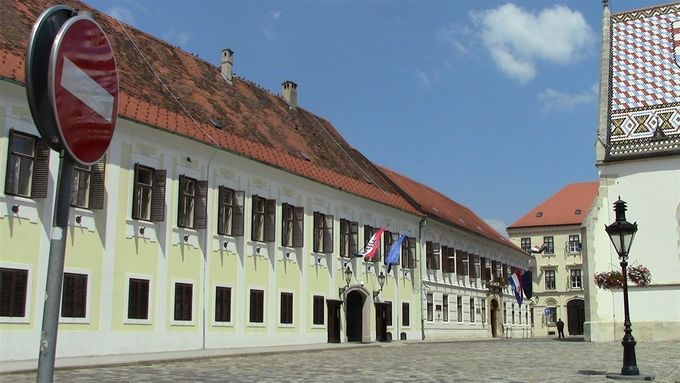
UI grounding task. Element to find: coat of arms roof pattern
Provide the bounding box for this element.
[608,3,680,160]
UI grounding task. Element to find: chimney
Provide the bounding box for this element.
[221,48,233,84]
[282,80,298,109]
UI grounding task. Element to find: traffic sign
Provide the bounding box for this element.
[49,14,118,165]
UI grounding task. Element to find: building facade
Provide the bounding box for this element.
[1,0,529,363]
[508,182,598,337]
[583,2,680,342]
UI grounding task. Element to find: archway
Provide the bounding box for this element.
[346,290,365,342]
[490,299,500,338]
[566,299,585,335]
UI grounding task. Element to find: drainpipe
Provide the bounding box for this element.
[418,215,427,340]
[202,148,219,350]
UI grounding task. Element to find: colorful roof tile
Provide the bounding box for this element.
[508,182,598,229]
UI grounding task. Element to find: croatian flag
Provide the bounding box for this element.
[357,227,386,262]
[507,270,523,305]
[386,234,406,274]
[530,243,548,254]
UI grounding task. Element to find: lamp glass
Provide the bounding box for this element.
[344,267,352,286]
[377,271,385,289]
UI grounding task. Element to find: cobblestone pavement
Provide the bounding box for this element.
[1,338,679,383]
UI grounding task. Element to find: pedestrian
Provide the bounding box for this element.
[556,318,565,339]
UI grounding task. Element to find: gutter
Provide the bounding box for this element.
[418,215,427,340]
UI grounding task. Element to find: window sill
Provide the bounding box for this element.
[311,324,326,329]
[0,316,30,324]
[1,196,40,223]
[278,323,295,328]
[212,321,234,327]
[247,322,266,328]
[123,318,152,325]
[170,320,195,327]
[60,317,90,324]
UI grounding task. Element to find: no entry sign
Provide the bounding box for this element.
[49,14,118,165]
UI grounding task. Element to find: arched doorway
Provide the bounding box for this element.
[566,299,585,335]
[346,291,365,342]
[490,299,500,338]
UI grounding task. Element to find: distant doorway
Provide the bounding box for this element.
[327,300,342,343]
[346,291,365,342]
[375,302,388,342]
[490,299,499,338]
[567,299,585,335]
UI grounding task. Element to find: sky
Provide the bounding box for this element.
[86,0,665,236]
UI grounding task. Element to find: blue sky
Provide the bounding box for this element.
[86,0,663,235]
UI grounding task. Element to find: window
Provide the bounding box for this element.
[363,225,378,260]
[457,296,463,322]
[132,163,166,222]
[71,158,105,209]
[251,196,275,242]
[174,282,192,321]
[402,302,410,326]
[401,236,416,269]
[425,242,440,270]
[480,257,490,281]
[470,298,475,323]
[545,269,556,290]
[382,231,393,265]
[313,295,324,325]
[0,268,28,317]
[512,304,515,324]
[385,301,392,326]
[280,292,293,324]
[570,269,582,289]
[503,303,507,324]
[249,289,264,323]
[456,250,468,276]
[339,219,358,257]
[313,212,334,253]
[177,175,207,229]
[215,286,231,323]
[426,293,433,321]
[520,238,531,253]
[481,298,486,323]
[61,273,87,318]
[218,187,244,236]
[545,306,557,324]
[442,295,448,322]
[4,130,49,198]
[568,235,581,253]
[127,278,149,320]
[282,204,304,248]
[469,254,478,279]
[543,236,555,254]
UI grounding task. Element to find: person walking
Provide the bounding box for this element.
[556,318,565,339]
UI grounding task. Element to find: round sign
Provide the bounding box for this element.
[49,14,118,165]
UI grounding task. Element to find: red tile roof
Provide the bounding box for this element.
[379,166,527,256]
[0,0,418,215]
[508,182,598,229]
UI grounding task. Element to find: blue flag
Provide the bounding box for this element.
[386,234,406,274]
[522,270,533,299]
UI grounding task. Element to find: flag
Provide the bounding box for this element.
[385,234,406,274]
[507,270,523,305]
[356,226,386,262]
[530,243,548,254]
[521,270,533,299]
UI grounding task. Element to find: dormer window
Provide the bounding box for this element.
[575,209,582,215]
[536,212,543,217]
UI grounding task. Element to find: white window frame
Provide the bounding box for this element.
[212,283,234,327]
[123,273,153,325]
[247,285,266,327]
[59,268,92,324]
[278,288,296,328]
[170,278,195,326]
[0,262,33,324]
[311,293,326,329]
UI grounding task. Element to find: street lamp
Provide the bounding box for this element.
[604,198,648,379]
[338,266,353,297]
[373,271,386,299]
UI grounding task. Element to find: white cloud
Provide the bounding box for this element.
[471,3,594,83]
[164,30,190,48]
[107,6,136,25]
[539,83,598,113]
[262,10,282,42]
[484,218,509,238]
[438,23,473,56]
[415,70,431,87]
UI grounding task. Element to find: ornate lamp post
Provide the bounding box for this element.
[338,266,353,296]
[373,271,386,299]
[604,198,643,378]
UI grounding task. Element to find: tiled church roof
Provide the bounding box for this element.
[508,182,598,229]
[0,0,418,215]
[379,166,527,257]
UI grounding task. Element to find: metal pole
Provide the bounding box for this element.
[619,259,639,376]
[37,153,74,383]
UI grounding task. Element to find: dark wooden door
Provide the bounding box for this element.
[567,299,585,335]
[375,303,387,342]
[327,300,342,343]
[346,291,363,342]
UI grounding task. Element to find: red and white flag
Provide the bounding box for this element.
[357,227,386,262]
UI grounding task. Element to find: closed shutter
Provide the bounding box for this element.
[350,221,358,255]
[480,257,489,281]
[408,237,416,269]
[232,191,245,236]
[492,260,499,278]
[469,254,477,278]
[425,241,432,270]
[264,199,276,243]
[433,243,440,270]
[293,206,304,248]
[382,231,392,263]
[456,251,465,276]
[0,268,28,317]
[193,180,208,229]
[31,139,50,199]
[323,214,334,253]
[363,225,373,247]
[441,246,449,272]
[151,169,166,222]
[88,157,106,209]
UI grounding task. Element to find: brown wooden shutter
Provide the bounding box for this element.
[469,254,477,278]
[456,251,464,276]
[433,243,440,270]
[151,169,166,222]
[323,214,334,253]
[232,191,244,236]
[217,187,227,235]
[363,225,373,248]
[88,157,105,209]
[441,246,449,272]
[350,221,358,255]
[194,180,208,229]
[480,257,489,281]
[408,237,416,268]
[293,206,304,248]
[425,241,432,269]
[31,139,50,199]
[264,199,276,243]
